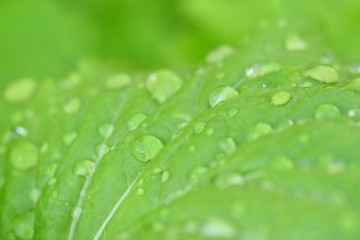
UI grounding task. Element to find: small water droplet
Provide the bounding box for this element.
[132,135,164,162]
[12,212,34,240]
[161,170,170,183]
[245,62,281,78]
[137,188,145,196]
[146,70,183,103]
[96,143,110,158]
[270,156,294,171]
[270,91,291,106]
[209,86,239,107]
[248,122,274,140]
[48,177,57,185]
[348,109,358,117]
[218,138,236,154]
[189,165,208,183]
[206,45,235,64]
[4,78,37,103]
[98,123,114,138]
[227,108,238,118]
[201,219,235,238]
[206,128,214,136]
[300,81,313,88]
[194,122,206,134]
[73,160,95,177]
[214,172,244,189]
[127,113,147,131]
[14,126,28,137]
[28,188,41,203]
[39,142,49,153]
[64,98,81,115]
[153,167,162,174]
[304,66,339,83]
[62,131,78,145]
[45,162,58,177]
[189,144,196,152]
[314,104,341,120]
[10,142,38,170]
[106,73,131,89]
[71,206,82,219]
[285,33,307,51]
[138,178,144,186]
[51,190,59,199]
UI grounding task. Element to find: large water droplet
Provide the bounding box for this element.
[62,131,78,145]
[304,66,339,83]
[146,70,183,103]
[73,160,95,177]
[106,73,131,89]
[132,135,164,162]
[218,138,236,154]
[12,212,34,240]
[245,62,281,78]
[206,45,235,64]
[271,91,291,106]
[214,172,244,189]
[127,113,147,130]
[248,122,274,140]
[98,123,114,138]
[285,33,307,51]
[209,86,239,107]
[314,104,341,120]
[194,122,206,134]
[4,78,37,103]
[10,142,38,170]
[64,98,81,115]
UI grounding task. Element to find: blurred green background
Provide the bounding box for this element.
[1,0,360,88]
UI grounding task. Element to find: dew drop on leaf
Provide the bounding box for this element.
[270,156,294,171]
[271,91,291,106]
[194,122,206,134]
[73,160,95,177]
[214,172,244,189]
[285,33,307,51]
[63,98,82,115]
[227,108,238,118]
[127,113,147,130]
[12,211,35,240]
[189,165,208,183]
[300,81,313,88]
[137,188,145,196]
[3,78,37,103]
[304,65,339,83]
[62,131,78,145]
[105,73,131,89]
[218,138,236,154]
[146,70,183,103]
[96,143,110,158]
[248,122,274,140]
[98,123,114,138]
[206,45,235,64]
[161,170,170,183]
[28,188,41,203]
[132,135,164,162]
[245,62,281,78]
[71,207,82,219]
[10,142,38,170]
[209,86,239,107]
[201,219,235,238]
[314,104,341,120]
[48,177,57,186]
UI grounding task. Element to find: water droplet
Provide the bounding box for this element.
[227,108,238,118]
[12,212,34,240]
[245,62,281,78]
[209,86,239,107]
[73,160,95,177]
[14,126,28,137]
[270,91,291,106]
[194,122,206,134]
[270,156,294,171]
[153,167,162,174]
[98,123,114,138]
[348,109,358,117]
[51,190,59,199]
[106,73,131,89]
[138,178,144,186]
[71,206,82,219]
[314,104,341,120]
[132,135,164,162]
[285,33,307,51]
[206,45,235,64]
[64,98,81,115]
[10,142,38,170]
[201,219,235,238]
[189,144,196,152]
[45,162,58,177]
[62,131,78,145]
[344,78,360,91]
[214,172,244,189]
[304,66,339,83]
[96,143,110,158]
[161,170,170,183]
[48,177,57,185]
[206,128,214,136]
[248,122,274,140]
[300,81,313,88]
[60,73,82,88]
[127,113,147,130]
[137,188,145,196]
[146,70,183,103]
[218,138,236,154]
[319,155,345,174]
[4,78,37,103]
[189,166,208,183]
[28,188,41,203]
[39,142,49,153]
